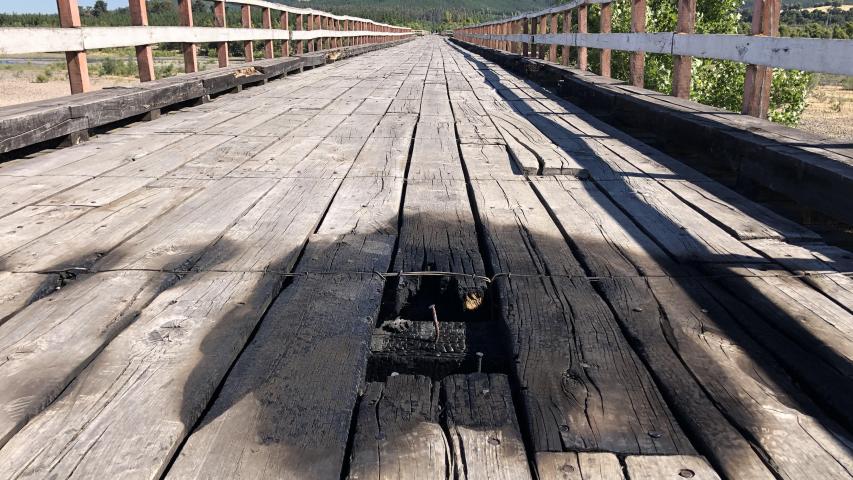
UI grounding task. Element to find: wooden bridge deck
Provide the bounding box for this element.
[0,36,851,479]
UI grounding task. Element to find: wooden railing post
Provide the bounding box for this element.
[672,0,696,98]
[578,4,589,70]
[128,0,155,82]
[630,0,646,87]
[743,0,780,118]
[56,0,90,94]
[307,14,314,52]
[262,7,274,59]
[530,17,538,58]
[538,16,548,59]
[281,11,290,57]
[522,18,530,57]
[214,0,228,67]
[549,14,558,62]
[242,5,254,62]
[600,2,613,77]
[177,0,197,73]
[296,14,304,54]
[562,10,572,66]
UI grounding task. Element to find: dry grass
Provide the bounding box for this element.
[799,84,853,142]
[801,5,853,12]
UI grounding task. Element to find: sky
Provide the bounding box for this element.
[0,0,129,14]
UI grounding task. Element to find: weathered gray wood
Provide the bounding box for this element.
[166,136,276,179]
[46,133,188,177]
[596,177,765,264]
[746,239,853,312]
[39,175,152,206]
[0,205,91,256]
[318,177,403,236]
[534,176,853,479]
[349,375,450,480]
[467,179,691,455]
[0,271,282,479]
[624,456,721,480]
[2,186,199,273]
[169,235,394,480]
[0,175,90,219]
[96,177,276,272]
[461,144,523,180]
[442,374,532,480]
[0,272,58,325]
[230,136,325,178]
[194,178,341,272]
[0,270,171,449]
[535,452,624,480]
[393,179,487,317]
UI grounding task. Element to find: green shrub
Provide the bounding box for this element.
[155,63,178,78]
[843,77,853,90]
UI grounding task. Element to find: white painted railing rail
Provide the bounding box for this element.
[454,0,853,119]
[0,0,413,94]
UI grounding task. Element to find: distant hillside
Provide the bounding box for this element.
[287,0,554,30]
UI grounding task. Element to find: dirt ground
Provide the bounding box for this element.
[0,65,138,107]
[799,84,853,142]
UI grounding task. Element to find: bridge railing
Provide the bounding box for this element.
[0,0,414,94]
[453,0,853,119]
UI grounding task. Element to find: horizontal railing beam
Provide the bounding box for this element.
[0,27,411,55]
[456,32,853,77]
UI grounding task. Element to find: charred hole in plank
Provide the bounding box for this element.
[368,277,506,382]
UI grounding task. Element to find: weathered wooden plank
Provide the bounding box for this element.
[0,175,90,219]
[102,135,232,179]
[317,177,402,236]
[0,205,91,256]
[461,144,522,180]
[393,179,487,317]
[229,135,325,178]
[467,179,691,454]
[193,178,340,272]
[349,375,450,480]
[39,175,152,206]
[534,176,853,479]
[0,272,58,325]
[347,137,412,177]
[0,271,282,479]
[169,235,394,480]
[625,456,721,480]
[535,452,624,480]
[0,270,172,449]
[166,136,276,179]
[96,177,276,272]
[596,177,766,264]
[746,239,853,312]
[2,186,200,273]
[46,133,188,177]
[479,99,586,175]
[711,264,853,382]
[407,116,464,181]
[273,137,368,179]
[442,374,532,479]
[449,91,505,145]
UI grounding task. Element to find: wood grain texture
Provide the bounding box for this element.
[536,452,624,480]
[349,375,450,480]
[0,270,172,449]
[625,456,721,480]
[442,374,532,480]
[467,179,691,455]
[0,271,282,479]
[169,235,394,480]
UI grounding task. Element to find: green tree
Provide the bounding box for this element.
[92,0,108,17]
[596,0,813,125]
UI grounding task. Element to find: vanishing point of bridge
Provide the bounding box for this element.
[0,2,852,479]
